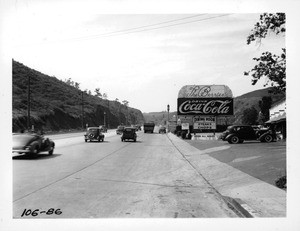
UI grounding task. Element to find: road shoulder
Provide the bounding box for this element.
[167,133,286,217]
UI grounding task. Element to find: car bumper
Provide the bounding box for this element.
[12,149,31,154]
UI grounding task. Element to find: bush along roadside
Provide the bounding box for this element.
[275,175,286,189]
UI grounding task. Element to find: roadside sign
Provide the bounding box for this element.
[193,116,216,129]
[181,123,189,130]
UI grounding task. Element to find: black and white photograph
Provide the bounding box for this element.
[1,0,299,230]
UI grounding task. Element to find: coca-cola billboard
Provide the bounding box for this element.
[177,98,233,116]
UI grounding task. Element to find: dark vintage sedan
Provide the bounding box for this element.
[222,125,277,144]
[12,133,55,156]
[116,125,125,135]
[84,127,105,142]
[159,126,167,133]
[121,127,137,142]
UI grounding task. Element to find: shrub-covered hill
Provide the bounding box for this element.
[233,88,285,124]
[12,60,144,132]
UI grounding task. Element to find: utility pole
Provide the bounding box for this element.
[27,75,31,130]
[81,91,84,129]
[107,100,109,128]
[104,111,106,127]
[167,104,170,132]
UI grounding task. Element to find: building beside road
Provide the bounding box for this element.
[266,98,286,139]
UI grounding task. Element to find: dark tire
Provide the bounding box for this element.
[134,138,136,142]
[85,139,87,142]
[48,146,54,155]
[32,146,39,154]
[230,136,240,144]
[264,134,273,143]
[29,146,39,157]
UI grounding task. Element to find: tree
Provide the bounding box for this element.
[244,13,286,94]
[94,88,102,98]
[74,82,80,90]
[122,100,129,107]
[241,106,258,125]
[103,93,108,100]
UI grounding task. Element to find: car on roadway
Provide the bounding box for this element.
[159,126,167,133]
[84,127,105,142]
[116,125,125,135]
[99,125,107,133]
[121,127,137,142]
[222,125,277,144]
[12,132,55,156]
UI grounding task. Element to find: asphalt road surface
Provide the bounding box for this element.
[13,130,237,218]
[186,138,286,187]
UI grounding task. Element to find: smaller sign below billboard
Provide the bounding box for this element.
[181,123,189,130]
[194,122,216,130]
[193,116,216,129]
[194,116,216,122]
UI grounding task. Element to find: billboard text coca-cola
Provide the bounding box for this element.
[177,98,233,116]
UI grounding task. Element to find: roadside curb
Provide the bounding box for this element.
[222,196,257,217]
[167,132,286,217]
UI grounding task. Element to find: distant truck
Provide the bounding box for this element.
[143,122,155,133]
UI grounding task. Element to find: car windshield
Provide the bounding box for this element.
[13,134,36,142]
[118,126,125,130]
[124,128,134,132]
[88,128,98,132]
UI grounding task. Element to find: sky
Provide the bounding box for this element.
[4,3,287,113]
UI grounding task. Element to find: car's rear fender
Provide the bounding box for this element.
[258,132,275,141]
[224,133,238,141]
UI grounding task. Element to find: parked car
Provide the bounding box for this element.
[99,125,107,133]
[121,127,137,142]
[159,126,166,133]
[116,125,125,135]
[222,125,276,144]
[12,133,55,156]
[84,127,105,142]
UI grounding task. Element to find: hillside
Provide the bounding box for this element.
[12,60,144,132]
[233,88,285,124]
[143,87,285,126]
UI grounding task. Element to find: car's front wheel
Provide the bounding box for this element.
[229,136,240,144]
[48,146,54,155]
[264,134,273,143]
[29,146,39,157]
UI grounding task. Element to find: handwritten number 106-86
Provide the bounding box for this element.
[21,208,62,217]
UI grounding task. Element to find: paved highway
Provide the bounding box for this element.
[187,138,286,187]
[13,129,237,218]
